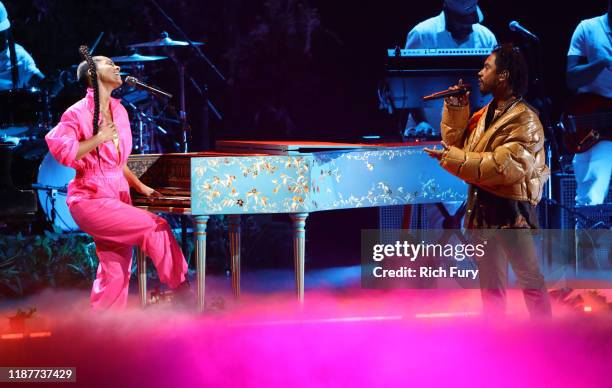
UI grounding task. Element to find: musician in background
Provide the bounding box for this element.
[566,0,612,206]
[45,46,190,310]
[0,1,44,90]
[405,0,496,50]
[404,0,497,135]
[424,44,552,318]
[400,0,497,230]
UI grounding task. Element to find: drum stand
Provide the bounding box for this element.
[127,101,168,154]
[47,188,58,226]
[149,0,226,151]
[158,43,224,152]
[31,183,67,229]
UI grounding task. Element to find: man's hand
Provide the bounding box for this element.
[423,141,450,161]
[445,78,470,107]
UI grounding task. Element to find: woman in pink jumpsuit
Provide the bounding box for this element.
[45,48,188,310]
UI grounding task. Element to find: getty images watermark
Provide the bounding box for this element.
[361,229,486,289]
[370,239,485,280]
[361,229,611,289]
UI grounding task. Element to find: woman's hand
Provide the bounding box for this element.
[76,119,118,160]
[97,119,118,143]
[137,184,163,198]
[122,165,162,200]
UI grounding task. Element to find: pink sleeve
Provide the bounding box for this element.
[45,109,81,168]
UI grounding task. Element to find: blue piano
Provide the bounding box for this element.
[128,141,466,311]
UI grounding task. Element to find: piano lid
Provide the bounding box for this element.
[216,140,376,155]
[191,143,466,215]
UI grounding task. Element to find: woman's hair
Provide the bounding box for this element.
[492,43,529,97]
[76,60,92,87]
[78,45,102,166]
[78,46,100,136]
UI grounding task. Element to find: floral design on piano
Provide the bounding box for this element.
[193,156,313,213]
[191,147,466,214]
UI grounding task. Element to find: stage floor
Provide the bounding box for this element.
[1,267,611,387]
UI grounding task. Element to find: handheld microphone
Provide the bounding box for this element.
[422,84,471,101]
[124,76,173,99]
[509,21,540,42]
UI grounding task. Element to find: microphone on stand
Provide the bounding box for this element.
[509,20,540,42]
[422,84,471,101]
[124,76,173,99]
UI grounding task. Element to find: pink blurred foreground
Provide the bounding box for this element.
[1,269,611,388]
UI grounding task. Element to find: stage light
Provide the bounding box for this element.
[29,331,52,338]
[1,333,24,340]
[1,332,52,340]
[415,311,480,319]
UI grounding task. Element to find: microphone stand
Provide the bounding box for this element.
[514,29,560,273]
[178,61,189,152]
[531,42,557,232]
[163,49,222,152]
[126,101,171,153]
[149,0,226,151]
[515,30,558,230]
[535,59,571,269]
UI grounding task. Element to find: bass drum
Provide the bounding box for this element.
[36,152,79,232]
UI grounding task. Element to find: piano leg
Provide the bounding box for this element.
[290,213,309,303]
[228,215,241,299]
[181,215,189,259]
[136,248,147,307]
[194,215,210,313]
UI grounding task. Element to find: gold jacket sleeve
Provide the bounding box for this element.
[438,100,549,205]
[440,103,470,148]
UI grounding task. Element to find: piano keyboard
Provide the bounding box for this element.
[386,48,491,72]
[387,48,492,57]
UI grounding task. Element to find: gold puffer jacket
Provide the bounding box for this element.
[439,100,549,206]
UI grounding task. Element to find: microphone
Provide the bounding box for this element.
[422,84,471,101]
[124,76,173,99]
[509,21,540,42]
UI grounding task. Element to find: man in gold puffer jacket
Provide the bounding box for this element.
[425,44,551,318]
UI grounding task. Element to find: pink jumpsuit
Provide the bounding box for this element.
[45,88,188,309]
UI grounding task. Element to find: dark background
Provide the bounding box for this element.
[4,0,608,145]
[3,0,608,268]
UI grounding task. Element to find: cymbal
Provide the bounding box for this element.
[127,36,204,48]
[111,53,168,63]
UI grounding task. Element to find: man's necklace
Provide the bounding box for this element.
[494,96,521,119]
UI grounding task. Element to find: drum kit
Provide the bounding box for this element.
[0,32,205,233]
